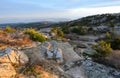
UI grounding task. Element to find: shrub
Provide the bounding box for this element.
[111,37,120,50]
[24,28,46,42]
[71,26,87,35]
[61,25,69,34]
[105,32,111,39]
[5,26,16,33]
[93,40,112,57]
[104,35,120,50]
[71,27,79,33]
[51,27,64,38]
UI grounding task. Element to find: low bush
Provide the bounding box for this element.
[93,40,112,57]
[104,34,120,50]
[5,26,16,33]
[105,32,111,39]
[111,37,120,50]
[51,27,64,38]
[24,28,46,42]
[61,25,69,34]
[71,26,87,35]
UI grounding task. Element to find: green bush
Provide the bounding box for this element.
[5,26,16,33]
[51,27,64,38]
[61,25,69,34]
[24,28,46,42]
[105,32,111,39]
[71,26,87,35]
[93,40,112,57]
[111,37,120,50]
[104,34,120,50]
[71,27,79,33]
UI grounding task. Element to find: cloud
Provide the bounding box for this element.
[67,6,120,19]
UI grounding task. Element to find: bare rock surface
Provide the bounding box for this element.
[22,47,45,64]
[20,40,120,78]
[46,47,63,63]
[49,40,83,63]
[82,60,120,78]
[0,48,29,65]
[65,66,86,78]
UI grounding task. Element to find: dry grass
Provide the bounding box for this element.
[94,50,120,69]
[0,29,32,50]
[104,50,120,69]
[0,43,9,50]
[15,64,58,78]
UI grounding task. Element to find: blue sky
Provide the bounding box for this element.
[0,0,120,23]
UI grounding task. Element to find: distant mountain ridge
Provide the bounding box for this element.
[1,13,120,28]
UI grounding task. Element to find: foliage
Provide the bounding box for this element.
[88,26,93,31]
[61,25,69,34]
[58,13,119,27]
[108,22,114,27]
[51,27,64,38]
[71,26,87,35]
[93,40,112,57]
[111,37,120,50]
[105,32,111,39]
[24,28,46,42]
[5,26,16,33]
[104,32,120,50]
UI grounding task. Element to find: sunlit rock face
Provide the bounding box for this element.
[0,48,29,65]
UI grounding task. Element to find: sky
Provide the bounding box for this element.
[0,0,120,23]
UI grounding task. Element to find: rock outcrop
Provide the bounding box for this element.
[0,48,29,77]
[46,47,63,63]
[49,41,83,63]
[23,40,82,64]
[20,40,120,78]
[0,48,29,65]
[82,59,120,78]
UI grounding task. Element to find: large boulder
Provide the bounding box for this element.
[0,48,29,65]
[0,63,16,77]
[22,40,82,64]
[49,41,82,63]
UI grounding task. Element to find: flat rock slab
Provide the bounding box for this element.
[50,41,83,62]
[65,66,86,78]
[81,60,120,78]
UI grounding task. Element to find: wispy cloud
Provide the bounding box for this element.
[1,6,120,20]
[66,6,120,18]
[0,0,120,23]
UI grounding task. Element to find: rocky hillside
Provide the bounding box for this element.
[55,13,120,27]
[0,27,120,78]
[0,40,120,78]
